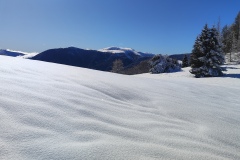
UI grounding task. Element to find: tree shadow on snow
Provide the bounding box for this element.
[221,67,240,71]
[223,74,240,79]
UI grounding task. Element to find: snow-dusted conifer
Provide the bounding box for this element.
[189,32,206,77]
[190,24,224,77]
[149,54,181,74]
[232,12,240,52]
[206,26,225,76]
[222,25,233,54]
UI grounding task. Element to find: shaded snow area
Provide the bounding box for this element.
[0,56,240,160]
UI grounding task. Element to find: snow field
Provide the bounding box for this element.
[0,56,240,160]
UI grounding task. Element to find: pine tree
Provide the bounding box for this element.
[232,31,238,52]
[206,26,225,76]
[237,13,240,51]
[182,55,189,68]
[222,25,233,54]
[190,25,224,77]
[232,12,240,51]
[190,25,208,77]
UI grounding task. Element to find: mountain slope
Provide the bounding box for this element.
[0,55,240,160]
[31,47,152,71]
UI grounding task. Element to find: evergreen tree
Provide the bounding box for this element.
[221,12,240,54]
[182,55,189,68]
[232,12,240,51]
[190,25,224,77]
[222,25,233,54]
[190,25,208,76]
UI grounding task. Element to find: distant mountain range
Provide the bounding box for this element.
[98,47,154,58]
[0,47,190,72]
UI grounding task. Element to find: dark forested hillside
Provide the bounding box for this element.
[31,47,152,71]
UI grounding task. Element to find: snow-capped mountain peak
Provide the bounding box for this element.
[98,46,153,58]
[5,49,38,55]
[0,49,38,58]
[98,47,138,54]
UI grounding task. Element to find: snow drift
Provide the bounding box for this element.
[0,56,240,160]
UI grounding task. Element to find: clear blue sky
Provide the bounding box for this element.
[0,0,239,54]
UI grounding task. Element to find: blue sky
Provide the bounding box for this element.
[0,0,239,54]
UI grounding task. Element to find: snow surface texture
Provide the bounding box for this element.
[0,56,240,160]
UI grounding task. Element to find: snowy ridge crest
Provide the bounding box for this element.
[98,46,153,57]
[5,49,38,55]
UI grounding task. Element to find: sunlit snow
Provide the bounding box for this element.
[0,56,240,160]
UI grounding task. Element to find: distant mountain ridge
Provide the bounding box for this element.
[31,47,154,71]
[0,49,25,57]
[98,47,154,58]
[0,49,38,58]
[1,47,191,73]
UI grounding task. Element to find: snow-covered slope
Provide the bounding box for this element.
[99,47,154,58]
[0,55,240,160]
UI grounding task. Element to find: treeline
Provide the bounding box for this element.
[111,55,183,75]
[221,12,240,54]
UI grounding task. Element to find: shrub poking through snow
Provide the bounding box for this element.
[190,24,225,78]
[149,54,181,74]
